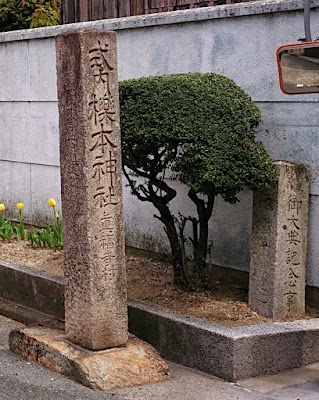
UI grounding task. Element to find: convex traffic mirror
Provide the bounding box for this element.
[277,41,319,94]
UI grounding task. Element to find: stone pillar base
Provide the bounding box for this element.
[9,321,171,390]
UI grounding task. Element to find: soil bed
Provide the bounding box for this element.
[1,240,318,326]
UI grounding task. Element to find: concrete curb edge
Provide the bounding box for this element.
[1,260,319,381]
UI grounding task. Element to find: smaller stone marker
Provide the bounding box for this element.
[249,161,309,320]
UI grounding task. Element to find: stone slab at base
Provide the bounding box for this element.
[9,323,171,390]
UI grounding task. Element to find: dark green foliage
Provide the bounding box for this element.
[0,214,25,242]
[0,216,14,241]
[120,73,276,202]
[27,215,63,249]
[0,0,34,31]
[0,0,59,32]
[120,73,277,290]
[13,221,25,241]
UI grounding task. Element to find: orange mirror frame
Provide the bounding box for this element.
[277,41,319,95]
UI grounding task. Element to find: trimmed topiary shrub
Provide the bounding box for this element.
[120,72,277,290]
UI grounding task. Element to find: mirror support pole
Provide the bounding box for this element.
[304,0,312,42]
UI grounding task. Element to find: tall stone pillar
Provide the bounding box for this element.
[249,161,309,320]
[9,30,170,390]
[56,30,127,350]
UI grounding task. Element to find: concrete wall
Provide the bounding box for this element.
[1,0,319,285]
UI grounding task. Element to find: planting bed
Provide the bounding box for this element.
[1,241,319,381]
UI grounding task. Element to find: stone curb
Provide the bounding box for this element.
[2,260,319,381]
[0,260,64,318]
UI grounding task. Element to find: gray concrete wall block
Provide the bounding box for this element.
[0,160,32,220]
[30,164,62,225]
[0,102,59,166]
[114,10,319,103]
[0,102,30,162]
[28,38,57,101]
[0,41,29,101]
[306,195,319,286]
[258,126,319,196]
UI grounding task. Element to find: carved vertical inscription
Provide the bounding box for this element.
[56,30,128,350]
[280,166,308,318]
[88,40,119,279]
[249,161,309,320]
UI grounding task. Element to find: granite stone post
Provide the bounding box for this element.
[249,161,309,320]
[56,30,128,350]
[9,30,171,389]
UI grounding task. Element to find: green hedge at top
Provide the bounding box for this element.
[119,72,277,203]
[0,0,34,31]
[0,0,59,32]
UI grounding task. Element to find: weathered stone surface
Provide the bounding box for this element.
[9,326,171,390]
[56,30,127,350]
[129,302,319,382]
[249,161,309,319]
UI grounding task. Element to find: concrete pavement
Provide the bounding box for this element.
[1,314,319,400]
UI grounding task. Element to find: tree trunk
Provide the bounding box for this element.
[188,190,215,289]
[153,201,185,285]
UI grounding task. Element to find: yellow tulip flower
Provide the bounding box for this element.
[16,203,24,210]
[48,198,57,208]
[0,204,5,212]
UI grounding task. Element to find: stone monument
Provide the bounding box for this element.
[56,29,127,351]
[9,29,170,390]
[249,161,309,320]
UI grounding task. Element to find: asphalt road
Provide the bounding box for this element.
[0,346,276,400]
[0,351,123,400]
[0,315,123,400]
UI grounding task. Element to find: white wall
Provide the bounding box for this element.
[1,0,319,285]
